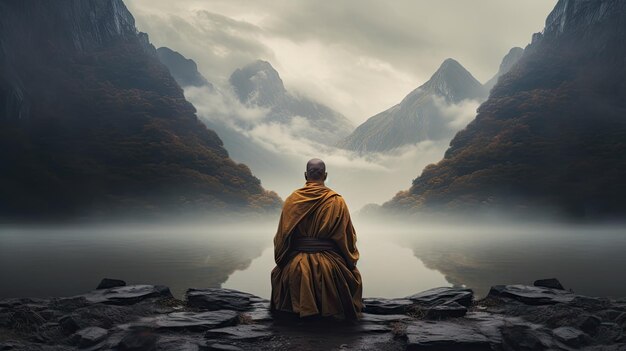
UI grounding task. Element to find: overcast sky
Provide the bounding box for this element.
[127,0,557,123]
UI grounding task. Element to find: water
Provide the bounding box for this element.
[1,220,625,300]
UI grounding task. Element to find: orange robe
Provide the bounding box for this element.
[270,181,363,319]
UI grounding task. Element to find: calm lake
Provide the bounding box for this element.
[1,219,625,300]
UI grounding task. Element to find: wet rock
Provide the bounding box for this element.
[425,302,468,319]
[580,315,602,334]
[186,288,257,311]
[360,313,411,323]
[72,326,108,348]
[407,287,474,308]
[533,278,565,290]
[405,321,492,350]
[488,285,575,305]
[81,285,172,305]
[59,315,80,334]
[205,324,272,341]
[117,329,158,351]
[570,296,611,310]
[501,324,552,350]
[133,310,239,331]
[552,326,588,347]
[363,298,413,314]
[208,343,244,351]
[97,278,126,290]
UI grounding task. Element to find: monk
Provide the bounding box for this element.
[270,158,363,320]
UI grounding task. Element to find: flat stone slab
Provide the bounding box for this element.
[205,324,273,341]
[488,285,576,305]
[360,313,411,323]
[363,298,413,315]
[405,321,492,350]
[425,302,468,319]
[553,326,588,347]
[407,287,474,308]
[187,288,261,311]
[132,310,239,331]
[81,285,172,305]
[73,326,108,348]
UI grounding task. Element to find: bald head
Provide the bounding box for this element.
[305,158,327,182]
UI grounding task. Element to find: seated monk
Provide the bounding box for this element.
[270,158,363,320]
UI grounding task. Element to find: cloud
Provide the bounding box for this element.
[432,96,482,130]
[126,0,557,122]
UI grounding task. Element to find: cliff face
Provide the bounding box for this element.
[385,0,626,218]
[0,0,281,218]
[156,47,212,88]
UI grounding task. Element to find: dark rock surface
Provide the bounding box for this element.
[534,278,565,290]
[0,281,625,350]
[96,278,127,290]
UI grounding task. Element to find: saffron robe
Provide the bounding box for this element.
[270,181,363,319]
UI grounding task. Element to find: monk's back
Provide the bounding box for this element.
[270,178,363,320]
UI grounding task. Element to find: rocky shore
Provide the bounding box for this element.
[1,279,625,350]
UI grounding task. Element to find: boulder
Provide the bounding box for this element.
[72,326,108,348]
[408,287,474,308]
[186,288,260,311]
[81,285,172,305]
[117,329,158,351]
[405,321,492,350]
[488,285,575,305]
[552,326,589,347]
[96,278,126,290]
[533,278,565,290]
[362,298,413,315]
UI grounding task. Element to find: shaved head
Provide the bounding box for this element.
[305,158,327,181]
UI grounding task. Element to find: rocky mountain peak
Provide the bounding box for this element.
[229,60,286,106]
[417,58,485,104]
[156,47,211,88]
[484,47,524,92]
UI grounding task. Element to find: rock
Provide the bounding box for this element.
[134,310,239,331]
[186,288,257,311]
[580,315,602,335]
[81,285,172,305]
[552,326,588,347]
[117,329,158,351]
[408,287,474,308]
[205,324,273,341]
[501,324,552,350]
[488,285,575,305]
[59,314,80,334]
[533,278,565,290]
[72,326,108,348]
[363,298,413,315]
[405,321,492,350]
[208,343,244,351]
[97,278,126,290]
[360,313,411,323]
[425,302,468,319]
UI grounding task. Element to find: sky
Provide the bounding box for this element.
[126,0,557,124]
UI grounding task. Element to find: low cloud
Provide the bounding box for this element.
[432,96,482,130]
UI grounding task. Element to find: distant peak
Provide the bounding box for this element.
[229,59,286,105]
[438,58,463,71]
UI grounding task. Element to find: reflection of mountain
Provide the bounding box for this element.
[405,227,626,298]
[229,60,354,145]
[0,0,281,218]
[386,0,626,217]
[337,59,487,153]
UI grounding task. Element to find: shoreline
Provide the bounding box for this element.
[1,278,625,350]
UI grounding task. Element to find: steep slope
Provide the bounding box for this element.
[386,0,626,218]
[0,0,281,218]
[484,47,524,92]
[337,59,487,153]
[156,47,212,88]
[229,60,354,145]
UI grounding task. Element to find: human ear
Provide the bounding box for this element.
[304,172,308,180]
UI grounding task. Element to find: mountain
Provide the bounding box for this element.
[484,47,524,92]
[385,0,626,218]
[229,60,354,145]
[337,59,487,153]
[0,0,281,219]
[156,47,212,89]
